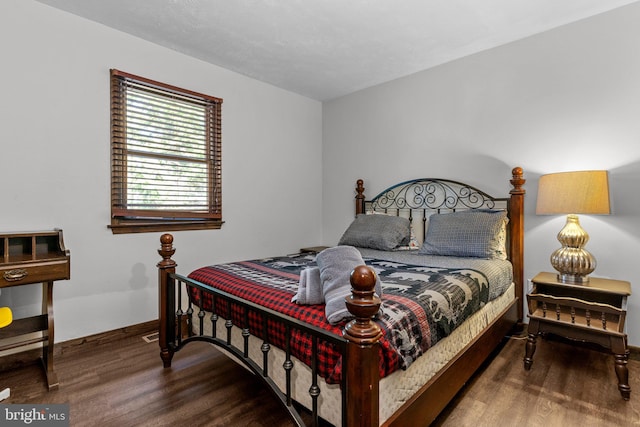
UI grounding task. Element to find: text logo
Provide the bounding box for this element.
[1,405,69,426]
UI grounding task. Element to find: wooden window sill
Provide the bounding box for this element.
[108,220,223,234]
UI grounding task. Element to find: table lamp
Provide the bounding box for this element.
[536,170,610,284]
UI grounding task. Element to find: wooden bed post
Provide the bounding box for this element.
[355,179,365,215]
[343,265,383,427]
[509,167,526,324]
[158,233,177,368]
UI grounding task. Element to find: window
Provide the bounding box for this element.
[109,69,223,234]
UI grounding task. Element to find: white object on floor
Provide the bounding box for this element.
[0,387,9,401]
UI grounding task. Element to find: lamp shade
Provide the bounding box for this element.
[536,170,610,215]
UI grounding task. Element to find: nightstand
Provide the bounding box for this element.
[299,246,330,254]
[524,272,631,400]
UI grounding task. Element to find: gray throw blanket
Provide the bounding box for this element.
[316,246,382,325]
[291,267,323,305]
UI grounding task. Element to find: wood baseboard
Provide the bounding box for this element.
[0,320,158,371]
[59,320,158,353]
[3,319,637,371]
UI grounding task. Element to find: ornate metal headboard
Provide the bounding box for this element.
[355,178,509,243]
[353,168,526,325]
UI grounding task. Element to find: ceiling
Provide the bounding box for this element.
[36,0,639,101]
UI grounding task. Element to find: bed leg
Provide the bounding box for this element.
[158,233,178,368]
[509,167,526,324]
[344,265,383,427]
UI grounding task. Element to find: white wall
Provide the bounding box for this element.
[323,3,640,346]
[0,0,323,342]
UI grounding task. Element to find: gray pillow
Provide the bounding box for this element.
[338,214,410,251]
[418,210,508,259]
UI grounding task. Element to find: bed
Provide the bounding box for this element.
[157,167,526,426]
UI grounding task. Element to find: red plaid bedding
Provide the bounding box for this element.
[187,252,490,384]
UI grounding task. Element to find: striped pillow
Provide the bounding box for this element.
[418,210,508,259]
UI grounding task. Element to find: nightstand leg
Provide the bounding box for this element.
[614,350,631,400]
[524,333,537,370]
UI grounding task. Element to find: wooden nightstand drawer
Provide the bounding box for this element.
[0,259,70,287]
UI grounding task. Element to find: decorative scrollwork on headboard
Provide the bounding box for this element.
[353,168,525,323]
[367,179,504,212]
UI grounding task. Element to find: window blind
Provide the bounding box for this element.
[110,69,222,226]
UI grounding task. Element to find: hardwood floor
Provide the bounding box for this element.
[1,323,297,427]
[434,335,640,427]
[1,324,639,426]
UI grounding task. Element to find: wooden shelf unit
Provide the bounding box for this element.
[0,229,70,390]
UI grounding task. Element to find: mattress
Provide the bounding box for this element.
[187,249,512,384]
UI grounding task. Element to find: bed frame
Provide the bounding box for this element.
[156,167,525,426]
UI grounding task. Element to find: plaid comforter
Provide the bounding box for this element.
[187,252,490,384]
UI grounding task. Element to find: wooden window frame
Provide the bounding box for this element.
[109,69,223,234]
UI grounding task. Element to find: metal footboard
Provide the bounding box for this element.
[158,234,383,427]
[163,271,348,427]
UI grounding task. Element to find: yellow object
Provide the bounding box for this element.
[0,306,12,402]
[0,306,12,328]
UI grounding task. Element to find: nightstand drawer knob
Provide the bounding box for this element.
[4,268,28,282]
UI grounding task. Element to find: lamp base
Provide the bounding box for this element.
[550,214,596,285]
[556,273,590,285]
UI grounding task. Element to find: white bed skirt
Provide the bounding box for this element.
[189,283,515,426]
